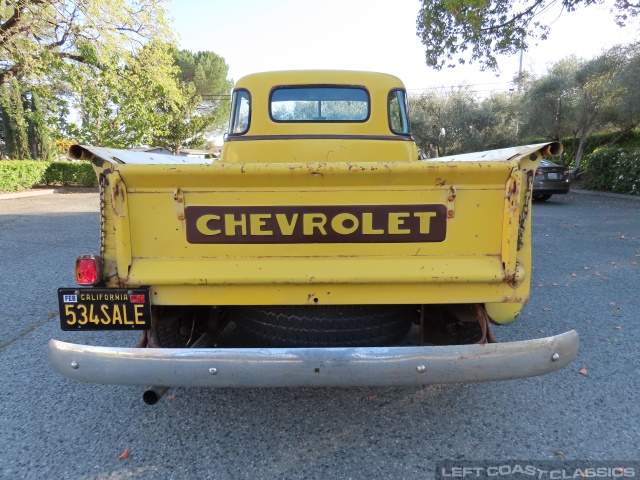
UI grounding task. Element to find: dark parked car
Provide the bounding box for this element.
[533,159,570,201]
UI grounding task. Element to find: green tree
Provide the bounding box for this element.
[519,46,637,173]
[471,91,520,149]
[410,87,521,156]
[27,91,52,160]
[0,79,29,158]
[409,88,486,156]
[152,87,213,154]
[0,0,173,85]
[416,0,639,71]
[0,1,175,151]
[520,57,582,163]
[68,41,183,148]
[152,49,232,155]
[568,47,631,173]
[173,50,232,113]
[599,43,640,138]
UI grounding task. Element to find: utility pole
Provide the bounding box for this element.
[514,48,524,142]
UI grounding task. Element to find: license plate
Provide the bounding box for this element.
[58,288,151,331]
[547,173,559,179]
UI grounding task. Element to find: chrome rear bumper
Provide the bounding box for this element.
[48,331,578,388]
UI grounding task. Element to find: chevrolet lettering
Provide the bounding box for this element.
[49,70,579,405]
[186,205,447,244]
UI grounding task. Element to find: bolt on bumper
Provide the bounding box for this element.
[48,331,578,388]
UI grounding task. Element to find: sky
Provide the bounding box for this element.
[168,0,638,95]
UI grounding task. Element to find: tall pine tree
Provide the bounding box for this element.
[27,92,51,160]
[0,80,30,159]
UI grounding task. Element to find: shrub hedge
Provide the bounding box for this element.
[0,160,97,192]
[560,130,640,170]
[41,161,97,187]
[527,130,640,169]
[582,147,640,195]
[0,161,51,191]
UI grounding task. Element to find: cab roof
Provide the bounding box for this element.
[232,70,406,91]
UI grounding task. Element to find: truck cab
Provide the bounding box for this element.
[222,70,418,163]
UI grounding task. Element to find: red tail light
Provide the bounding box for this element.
[535,169,542,177]
[75,255,102,285]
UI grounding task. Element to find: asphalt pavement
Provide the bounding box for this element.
[0,191,638,480]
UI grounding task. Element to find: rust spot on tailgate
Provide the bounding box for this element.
[110,180,127,218]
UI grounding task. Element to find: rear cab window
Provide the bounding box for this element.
[228,89,251,134]
[388,89,410,135]
[270,86,370,122]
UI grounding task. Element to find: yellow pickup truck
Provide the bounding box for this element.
[49,70,578,404]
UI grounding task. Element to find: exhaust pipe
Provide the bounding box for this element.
[143,386,169,405]
[68,144,94,160]
[142,331,214,405]
[540,142,562,157]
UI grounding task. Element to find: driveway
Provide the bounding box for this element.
[0,191,638,479]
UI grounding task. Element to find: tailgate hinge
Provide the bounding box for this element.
[173,188,185,222]
[447,185,456,218]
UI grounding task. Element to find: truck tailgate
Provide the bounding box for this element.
[79,143,558,309]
